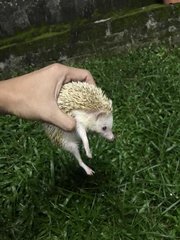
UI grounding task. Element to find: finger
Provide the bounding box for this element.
[47,104,76,131]
[84,73,96,85]
[67,67,96,85]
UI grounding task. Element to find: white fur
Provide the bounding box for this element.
[61,110,114,175]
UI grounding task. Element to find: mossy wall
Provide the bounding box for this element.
[0,0,159,37]
[0,4,180,77]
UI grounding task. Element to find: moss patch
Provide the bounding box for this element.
[0,23,70,49]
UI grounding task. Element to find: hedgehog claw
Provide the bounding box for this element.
[86,167,95,175]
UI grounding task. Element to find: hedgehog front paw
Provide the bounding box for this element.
[80,161,94,175]
[86,151,92,159]
[85,167,95,175]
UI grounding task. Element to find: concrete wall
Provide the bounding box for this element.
[0,0,159,37]
[0,4,179,77]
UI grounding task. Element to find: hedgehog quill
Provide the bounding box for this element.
[44,82,114,175]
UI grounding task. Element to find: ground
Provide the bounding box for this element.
[0,45,180,240]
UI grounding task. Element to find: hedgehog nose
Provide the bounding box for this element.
[109,134,115,141]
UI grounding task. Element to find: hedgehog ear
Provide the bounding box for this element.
[95,111,106,120]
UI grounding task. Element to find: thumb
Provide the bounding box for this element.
[48,104,76,131]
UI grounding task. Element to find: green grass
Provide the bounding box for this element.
[0,45,180,240]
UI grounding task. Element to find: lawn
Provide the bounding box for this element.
[0,45,180,240]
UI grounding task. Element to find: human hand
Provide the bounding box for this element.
[0,63,95,131]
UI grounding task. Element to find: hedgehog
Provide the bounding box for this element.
[44,82,114,175]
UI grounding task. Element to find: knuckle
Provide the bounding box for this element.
[84,69,91,76]
[66,120,76,131]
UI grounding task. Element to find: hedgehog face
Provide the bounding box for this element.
[95,112,114,141]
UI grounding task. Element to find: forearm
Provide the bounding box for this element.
[0,80,15,114]
[0,81,11,114]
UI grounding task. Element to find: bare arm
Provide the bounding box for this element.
[0,63,95,131]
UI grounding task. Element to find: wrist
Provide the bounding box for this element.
[0,80,18,115]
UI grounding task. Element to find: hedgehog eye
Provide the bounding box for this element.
[102,126,107,131]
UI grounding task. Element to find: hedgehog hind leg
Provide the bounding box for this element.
[73,148,95,176]
[63,141,94,176]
